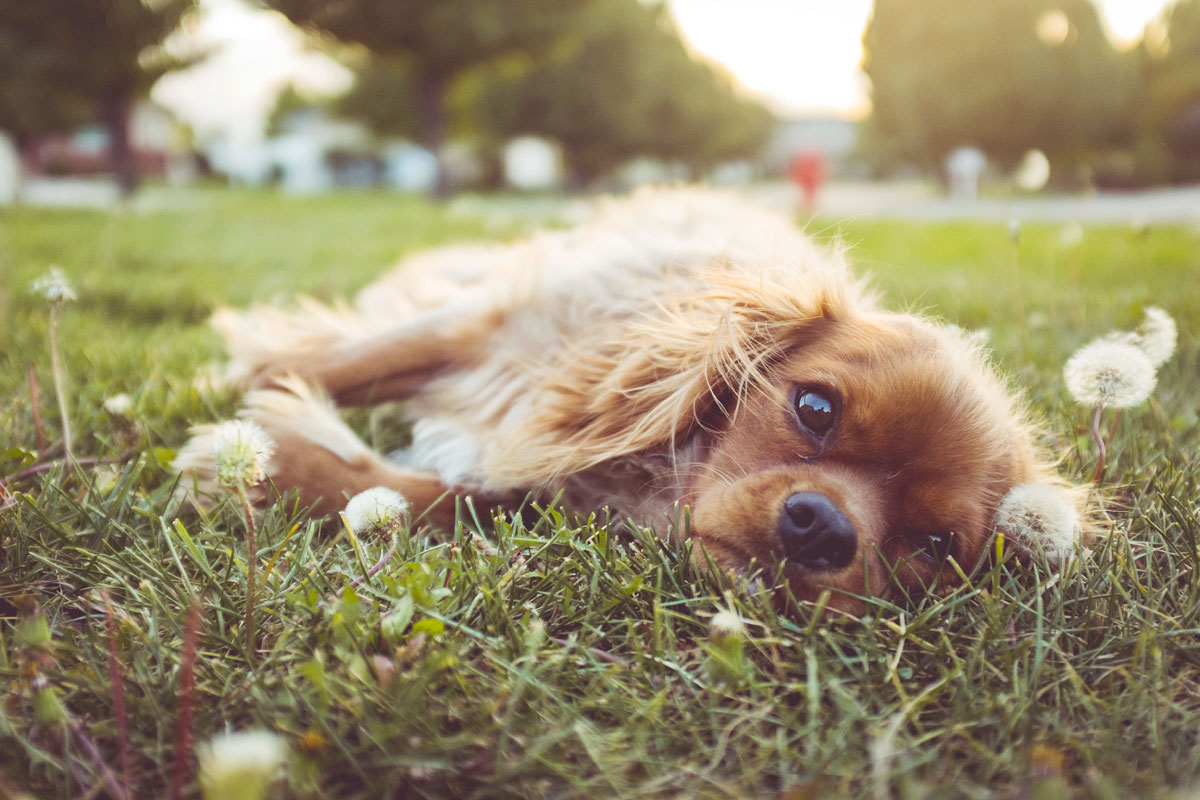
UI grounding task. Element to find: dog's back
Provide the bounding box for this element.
[214,189,853,492]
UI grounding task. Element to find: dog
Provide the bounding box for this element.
[176,188,1085,613]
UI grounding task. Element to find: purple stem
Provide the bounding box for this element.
[1090,402,1107,484]
[349,539,399,589]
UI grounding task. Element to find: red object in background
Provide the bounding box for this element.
[789,148,827,213]
[26,130,165,178]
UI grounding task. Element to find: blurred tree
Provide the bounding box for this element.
[1136,0,1200,183]
[267,85,324,137]
[0,0,200,196]
[862,0,1136,185]
[334,58,420,141]
[260,0,597,196]
[472,1,773,184]
[0,40,91,152]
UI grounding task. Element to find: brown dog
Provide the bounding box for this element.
[177,188,1083,612]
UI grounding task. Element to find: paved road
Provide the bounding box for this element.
[756,180,1200,225]
[9,177,1200,226]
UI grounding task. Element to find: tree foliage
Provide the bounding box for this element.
[260,0,596,194]
[1137,0,1200,182]
[0,0,200,194]
[462,1,773,182]
[862,0,1135,181]
[270,0,772,188]
[334,57,421,141]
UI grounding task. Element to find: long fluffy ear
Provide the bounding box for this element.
[481,263,866,488]
[992,482,1093,566]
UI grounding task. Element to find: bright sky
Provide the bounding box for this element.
[153,0,1175,143]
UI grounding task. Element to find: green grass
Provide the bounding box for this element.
[1,189,1199,798]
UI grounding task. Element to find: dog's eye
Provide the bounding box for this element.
[794,389,836,437]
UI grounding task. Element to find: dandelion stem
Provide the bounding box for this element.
[69,720,130,800]
[1009,239,1025,348]
[1090,401,1107,484]
[27,367,47,456]
[1105,408,1124,446]
[3,449,137,486]
[170,598,201,800]
[48,304,73,461]
[348,536,398,589]
[238,486,258,662]
[103,590,133,800]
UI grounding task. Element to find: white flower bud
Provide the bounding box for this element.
[211,420,275,490]
[198,730,288,800]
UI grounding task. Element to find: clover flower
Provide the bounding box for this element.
[198,730,288,800]
[32,267,77,304]
[993,483,1081,564]
[1063,339,1156,409]
[211,420,275,490]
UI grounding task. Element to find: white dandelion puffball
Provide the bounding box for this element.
[708,609,746,645]
[344,487,410,534]
[1129,306,1178,368]
[32,267,77,304]
[198,730,288,800]
[103,393,133,416]
[212,420,275,489]
[1063,339,1156,408]
[993,483,1081,564]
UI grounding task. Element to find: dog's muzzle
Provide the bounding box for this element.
[779,492,857,570]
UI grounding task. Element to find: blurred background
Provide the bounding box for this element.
[0,0,1193,215]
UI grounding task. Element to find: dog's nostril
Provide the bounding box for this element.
[788,502,816,529]
[779,492,857,570]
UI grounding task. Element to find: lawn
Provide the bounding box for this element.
[1,189,1198,798]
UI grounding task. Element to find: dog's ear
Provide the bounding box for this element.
[992,482,1091,566]
[482,264,864,487]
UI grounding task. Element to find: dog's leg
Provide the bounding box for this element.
[216,303,504,406]
[175,377,515,529]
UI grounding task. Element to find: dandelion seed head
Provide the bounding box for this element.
[1132,306,1177,367]
[1063,339,1156,408]
[708,609,745,644]
[344,486,409,534]
[212,420,275,489]
[198,730,288,800]
[32,267,76,304]
[1102,306,1178,369]
[103,393,133,416]
[1008,218,1021,244]
[993,483,1081,564]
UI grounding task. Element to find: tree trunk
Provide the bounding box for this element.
[11,133,34,207]
[416,68,449,199]
[103,87,138,198]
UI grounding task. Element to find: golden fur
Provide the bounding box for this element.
[176,187,1083,613]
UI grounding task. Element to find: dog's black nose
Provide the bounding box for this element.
[779,492,857,570]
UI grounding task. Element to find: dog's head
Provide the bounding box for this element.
[492,260,1085,615]
[686,302,1083,612]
